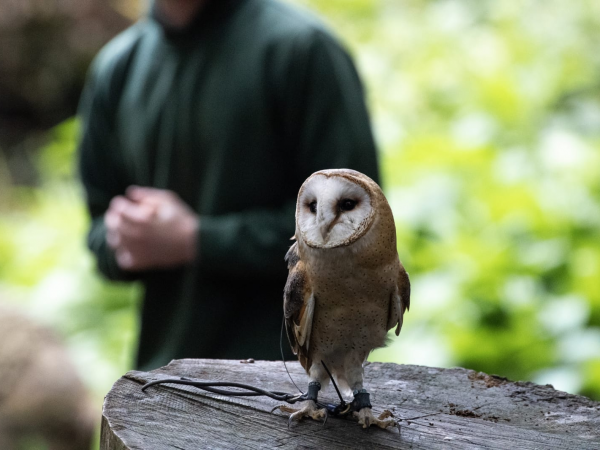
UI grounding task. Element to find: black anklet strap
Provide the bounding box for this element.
[304,381,321,401]
[351,389,372,411]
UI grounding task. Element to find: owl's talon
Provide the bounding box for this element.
[354,408,397,430]
[378,409,394,420]
[271,404,298,415]
[277,400,326,427]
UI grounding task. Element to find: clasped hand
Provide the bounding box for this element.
[105,186,199,271]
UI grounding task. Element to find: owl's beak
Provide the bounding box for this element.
[318,209,338,241]
[319,221,331,240]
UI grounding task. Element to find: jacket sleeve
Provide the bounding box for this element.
[196,28,380,280]
[77,58,139,282]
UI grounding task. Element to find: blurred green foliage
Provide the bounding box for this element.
[0,0,599,420]
[317,0,600,400]
[0,119,140,406]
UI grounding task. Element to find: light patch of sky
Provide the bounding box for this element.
[357,45,389,82]
[557,328,600,364]
[517,238,568,272]
[521,0,580,45]
[533,366,583,397]
[538,129,591,171]
[461,29,508,76]
[380,75,418,112]
[427,57,463,93]
[536,180,600,226]
[0,283,29,306]
[493,147,536,184]
[537,295,590,336]
[380,2,413,45]
[451,113,497,149]
[387,177,460,240]
[502,275,541,307]
[68,331,128,398]
[411,271,459,311]
[371,323,454,368]
[427,0,475,34]
[516,64,555,105]
[29,269,83,328]
[566,100,600,134]
[374,111,405,151]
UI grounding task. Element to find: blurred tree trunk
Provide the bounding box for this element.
[0,0,135,184]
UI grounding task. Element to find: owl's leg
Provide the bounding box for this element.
[272,381,326,427]
[272,364,329,427]
[347,365,397,430]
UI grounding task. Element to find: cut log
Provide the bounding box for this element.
[101,359,600,449]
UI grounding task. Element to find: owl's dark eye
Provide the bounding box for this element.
[309,201,317,213]
[339,199,357,212]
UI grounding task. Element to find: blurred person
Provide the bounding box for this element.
[0,306,95,450]
[78,0,379,371]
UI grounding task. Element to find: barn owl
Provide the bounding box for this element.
[277,168,410,429]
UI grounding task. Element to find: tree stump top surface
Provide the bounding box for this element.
[101,359,600,449]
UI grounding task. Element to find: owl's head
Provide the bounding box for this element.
[296,169,379,249]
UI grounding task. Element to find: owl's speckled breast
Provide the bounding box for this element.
[300,238,400,379]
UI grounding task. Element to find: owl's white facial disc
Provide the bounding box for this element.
[297,174,374,248]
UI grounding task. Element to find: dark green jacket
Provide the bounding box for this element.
[78,0,379,371]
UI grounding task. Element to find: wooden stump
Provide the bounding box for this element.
[101,359,600,449]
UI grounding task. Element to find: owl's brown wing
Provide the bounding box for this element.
[283,242,314,372]
[388,261,411,336]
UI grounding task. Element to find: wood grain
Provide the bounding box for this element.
[101,359,600,449]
